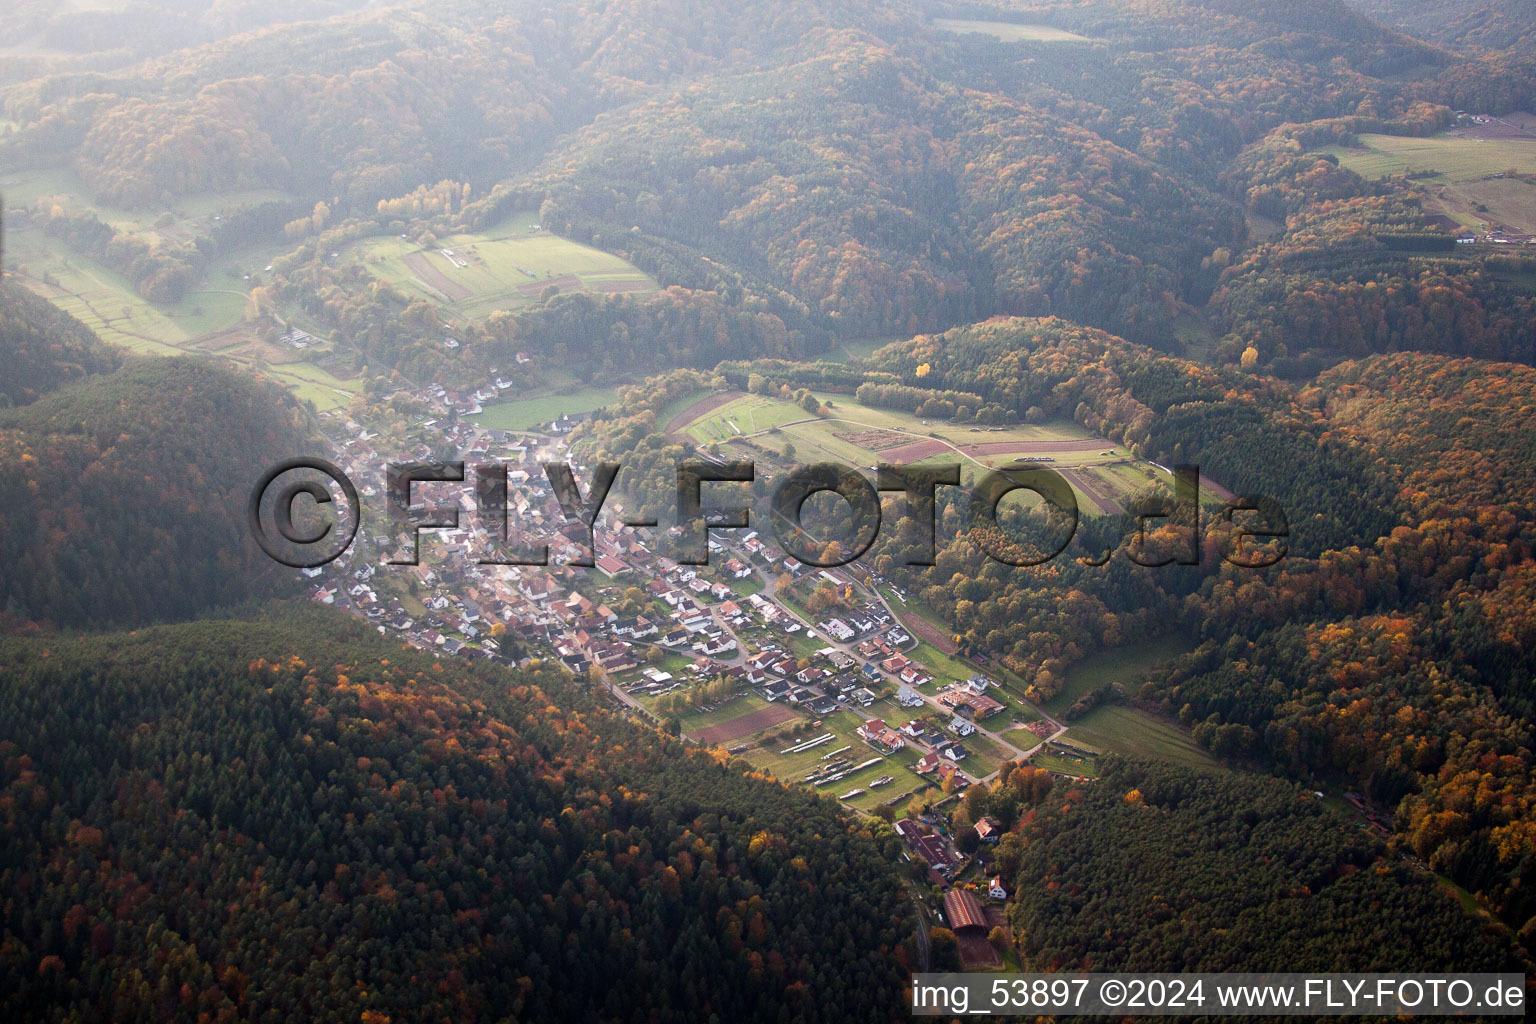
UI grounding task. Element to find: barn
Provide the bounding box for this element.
[942,889,988,934]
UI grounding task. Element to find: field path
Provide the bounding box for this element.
[963,438,1105,455]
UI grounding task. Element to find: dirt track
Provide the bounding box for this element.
[1199,473,1236,501]
[883,435,1110,465]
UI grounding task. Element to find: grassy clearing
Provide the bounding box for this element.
[1325,133,1536,232]
[6,165,295,241]
[262,362,357,412]
[956,732,1010,779]
[831,337,894,362]
[1002,725,1051,750]
[1043,634,1190,717]
[1067,706,1219,771]
[1325,133,1536,182]
[1030,748,1101,778]
[9,232,198,351]
[674,691,774,733]
[684,389,1095,448]
[1093,461,1159,494]
[353,213,656,324]
[1447,177,1536,234]
[655,388,713,428]
[728,574,765,599]
[908,640,975,687]
[473,386,620,431]
[931,18,1093,43]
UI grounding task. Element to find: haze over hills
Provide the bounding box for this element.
[1349,0,1536,56]
[0,350,313,630]
[1,0,1534,1017]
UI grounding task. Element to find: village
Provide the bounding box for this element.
[297,377,1105,967]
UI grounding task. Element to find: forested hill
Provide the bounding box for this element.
[957,0,1445,64]
[0,608,913,1023]
[1349,0,1536,55]
[6,0,1533,382]
[0,356,311,630]
[1,1,378,84]
[994,758,1524,971]
[0,281,121,407]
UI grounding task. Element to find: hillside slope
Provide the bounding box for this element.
[0,608,913,1022]
[0,355,310,629]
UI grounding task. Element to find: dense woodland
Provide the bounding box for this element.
[0,282,120,407]
[0,346,312,630]
[0,609,913,1022]
[1352,0,1536,56]
[993,758,1523,971]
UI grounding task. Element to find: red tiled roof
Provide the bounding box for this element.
[943,889,988,932]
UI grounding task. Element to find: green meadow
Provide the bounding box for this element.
[352,213,656,324]
[473,386,621,431]
[1066,705,1220,771]
[1325,133,1536,182]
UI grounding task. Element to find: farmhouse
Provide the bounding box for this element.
[944,690,1006,719]
[895,819,957,878]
